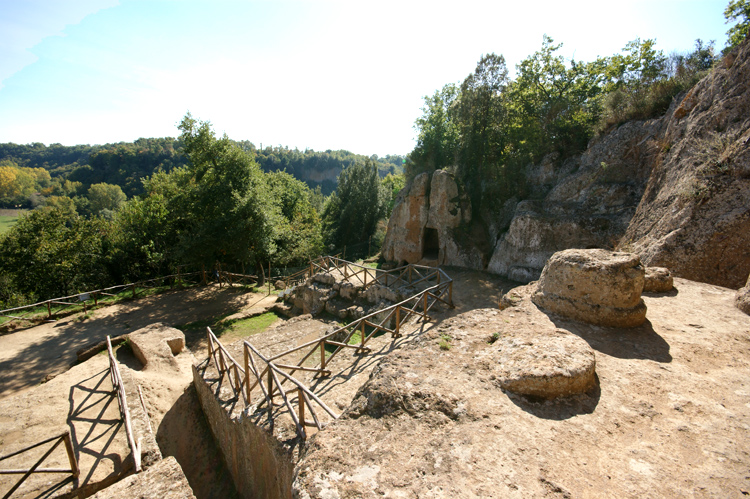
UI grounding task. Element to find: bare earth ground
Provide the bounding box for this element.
[3,270,750,498]
[292,275,750,498]
[0,286,276,499]
[0,286,277,398]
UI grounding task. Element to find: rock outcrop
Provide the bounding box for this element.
[489,121,657,282]
[621,41,750,289]
[384,40,750,289]
[494,326,596,399]
[381,170,485,268]
[128,323,185,372]
[531,249,647,327]
[737,274,750,315]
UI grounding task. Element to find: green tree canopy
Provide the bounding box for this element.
[87,182,127,215]
[725,0,750,51]
[322,159,386,252]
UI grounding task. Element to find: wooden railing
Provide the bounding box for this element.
[0,265,268,330]
[0,271,202,329]
[106,336,141,473]
[206,328,339,440]
[206,257,453,440]
[0,431,79,499]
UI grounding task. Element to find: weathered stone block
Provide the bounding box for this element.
[532,249,647,327]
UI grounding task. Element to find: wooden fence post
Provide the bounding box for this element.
[244,347,251,404]
[360,321,366,350]
[320,341,326,371]
[63,431,80,478]
[132,284,136,299]
[47,301,52,319]
[201,264,206,286]
[394,305,401,336]
[298,388,305,428]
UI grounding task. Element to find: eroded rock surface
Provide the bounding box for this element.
[644,267,674,293]
[128,323,185,371]
[531,249,647,327]
[90,456,195,499]
[381,170,483,268]
[737,274,750,315]
[622,40,750,289]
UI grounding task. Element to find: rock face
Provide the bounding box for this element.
[489,122,656,282]
[384,40,750,289]
[532,249,647,327]
[644,267,674,293]
[381,170,484,268]
[621,41,750,289]
[737,274,750,315]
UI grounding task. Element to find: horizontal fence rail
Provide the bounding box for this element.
[0,268,263,330]
[0,431,79,499]
[206,256,453,441]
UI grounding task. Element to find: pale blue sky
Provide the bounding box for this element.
[0,0,732,156]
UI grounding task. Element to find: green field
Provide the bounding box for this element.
[0,210,24,235]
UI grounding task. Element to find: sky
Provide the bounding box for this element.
[0,0,734,157]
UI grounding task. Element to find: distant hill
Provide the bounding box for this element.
[0,139,404,202]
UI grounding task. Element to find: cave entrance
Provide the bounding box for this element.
[422,228,440,260]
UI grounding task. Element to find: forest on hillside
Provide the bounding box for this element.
[0,138,403,210]
[0,0,746,310]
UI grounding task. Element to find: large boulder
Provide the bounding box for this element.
[737,274,750,315]
[128,323,186,371]
[532,249,647,327]
[493,326,596,399]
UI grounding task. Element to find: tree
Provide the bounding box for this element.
[408,84,460,179]
[725,0,750,51]
[454,52,510,188]
[265,170,324,266]
[0,208,113,300]
[509,36,605,162]
[322,159,387,252]
[176,113,274,272]
[87,183,127,215]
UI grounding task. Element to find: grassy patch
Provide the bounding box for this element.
[439,333,452,350]
[0,214,20,235]
[179,311,280,344]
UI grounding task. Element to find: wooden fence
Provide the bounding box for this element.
[0,267,263,330]
[0,432,79,499]
[206,256,453,441]
[106,336,141,473]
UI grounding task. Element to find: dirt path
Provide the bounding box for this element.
[0,286,277,400]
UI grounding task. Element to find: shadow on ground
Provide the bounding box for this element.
[548,316,672,363]
[0,287,261,399]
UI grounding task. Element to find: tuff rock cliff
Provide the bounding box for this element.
[383,39,750,289]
